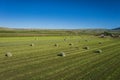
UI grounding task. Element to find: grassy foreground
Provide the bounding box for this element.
[0,35,120,80]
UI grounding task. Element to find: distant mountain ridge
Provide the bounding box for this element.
[112,27,120,30]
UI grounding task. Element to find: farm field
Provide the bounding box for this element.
[0,35,120,80]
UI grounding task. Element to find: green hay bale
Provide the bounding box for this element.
[84,46,89,50]
[95,50,102,53]
[69,43,73,46]
[99,42,102,44]
[85,40,88,42]
[5,52,12,57]
[30,43,34,46]
[54,44,58,47]
[57,52,65,57]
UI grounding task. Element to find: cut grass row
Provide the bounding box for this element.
[0,36,119,80]
[0,38,116,69]
[8,43,120,80]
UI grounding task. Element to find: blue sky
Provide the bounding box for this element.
[0,0,120,29]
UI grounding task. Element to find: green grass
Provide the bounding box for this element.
[0,35,120,80]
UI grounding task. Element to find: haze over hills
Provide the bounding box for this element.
[0,26,119,30]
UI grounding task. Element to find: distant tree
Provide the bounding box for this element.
[103,31,112,36]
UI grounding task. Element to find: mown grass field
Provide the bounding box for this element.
[0,35,120,80]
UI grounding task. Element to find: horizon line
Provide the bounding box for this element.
[0,26,112,30]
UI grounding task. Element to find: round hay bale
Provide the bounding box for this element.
[99,42,102,44]
[5,52,12,57]
[57,52,65,57]
[84,46,89,50]
[69,43,73,46]
[95,50,102,53]
[54,44,58,47]
[85,40,88,42]
[30,43,34,46]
